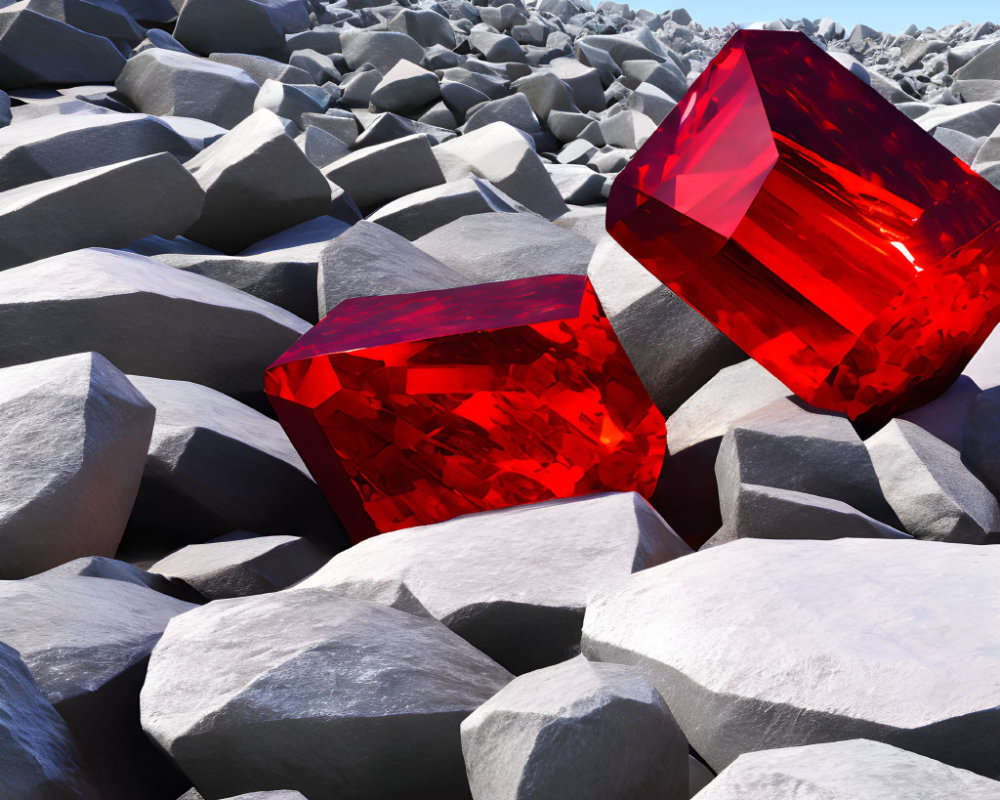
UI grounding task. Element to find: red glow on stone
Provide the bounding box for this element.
[608,29,1000,425]
[265,275,667,543]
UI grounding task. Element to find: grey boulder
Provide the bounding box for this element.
[867,419,1000,543]
[370,60,441,114]
[0,153,204,271]
[0,642,94,800]
[588,237,744,417]
[149,533,328,599]
[116,50,259,129]
[583,538,1000,778]
[141,590,512,800]
[0,112,197,192]
[0,353,153,580]
[173,0,310,57]
[34,556,206,604]
[183,109,332,253]
[0,575,195,800]
[0,248,308,409]
[461,657,688,800]
[692,739,1000,800]
[124,375,344,550]
[413,211,593,283]
[433,121,567,219]
[294,493,691,674]
[339,29,425,73]
[317,220,465,317]
[324,133,445,211]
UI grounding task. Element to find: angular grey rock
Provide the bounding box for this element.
[301,110,359,146]
[0,112,197,192]
[464,93,542,135]
[557,138,600,164]
[461,657,687,800]
[582,538,1000,778]
[209,52,314,85]
[933,126,984,165]
[548,57,605,113]
[914,101,1000,138]
[434,122,567,218]
[688,757,714,798]
[339,66,382,108]
[705,484,911,547]
[254,79,330,124]
[0,89,9,127]
[295,493,691,674]
[124,375,344,550]
[545,163,606,205]
[0,248,308,409]
[413,211,593,283]
[600,109,655,148]
[370,60,441,113]
[221,794,307,800]
[141,590,512,800]
[116,50,259,129]
[324,133,445,210]
[0,4,126,88]
[173,0,310,57]
[511,70,578,121]
[353,110,457,148]
[150,533,328,599]
[588,237,744,418]
[954,42,1000,101]
[0,153,204,271]
[317,220,465,316]
[0,641,94,800]
[0,353,153,580]
[962,385,1000,498]
[553,204,606,244]
[387,8,456,48]
[340,29,425,73]
[183,109,332,253]
[19,0,144,47]
[716,398,901,535]
[34,556,206,604]
[621,58,687,100]
[692,739,1000,800]
[0,575,195,800]
[367,176,525,240]
[548,109,596,142]
[288,49,340,84]
[468,27,526,62]
[297,125,349,168]
[867,419,999,544]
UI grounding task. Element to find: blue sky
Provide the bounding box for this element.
[641,2,996,33]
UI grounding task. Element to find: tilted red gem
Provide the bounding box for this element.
[265,275,667,543]
[608,29,1000,424]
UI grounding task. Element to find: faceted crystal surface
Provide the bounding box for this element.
[608,29,1000,424]
[265,275,667,542]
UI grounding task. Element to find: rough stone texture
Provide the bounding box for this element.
[141,590,512,800]
[317,220,465,317]
[588,237,744,417]
[461,656,688,800]
[116,50,259,129]
[124,376,345,551]
[693,739,1000,800]
[295,493,691,674]
[413,211,593,283]
[173,0,310,57]
[0,4,126,88]
[716,398,901,535]
[433,122,568,219]
[340,29,425,73]
[0,575,195,800]
[867,419,1000,543]
[149,533,328,599]
[34,556,206,604]
[0,153,204,271]
[366,177,526,240]
[962,385,1000,497]
[370,60,441,113]
[582,538,1000,779]
[0,353,154,580]
[0,641,94,800]
[324,133,445,210]
[0,248,308,410]
[0,112,196,192]
[182,109,332,253]
[705,484,911,547]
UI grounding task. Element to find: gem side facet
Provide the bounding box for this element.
[607,29,1000,425]
[265,275,667,543]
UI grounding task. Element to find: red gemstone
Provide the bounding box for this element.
[608,29,1000,424]
[265,275,666,543]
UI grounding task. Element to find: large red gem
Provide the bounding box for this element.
[265,275,667,543]
[608,29,1000,424]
